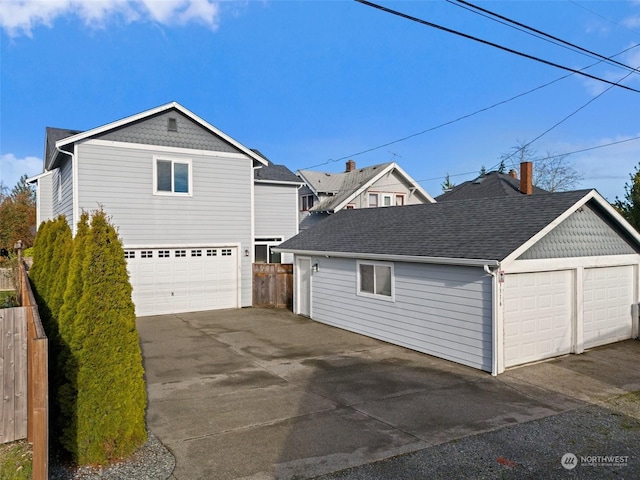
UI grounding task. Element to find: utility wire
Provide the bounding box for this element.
[354,0,640,93]
[496,64,640,170]
[569,1,640,38]
[451,0,640,75]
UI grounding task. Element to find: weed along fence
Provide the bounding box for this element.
[0,261,48,479]
[0,268,14,291]
[253,263,293,309]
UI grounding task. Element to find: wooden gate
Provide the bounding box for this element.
[253,263,293,309]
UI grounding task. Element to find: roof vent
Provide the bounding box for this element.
[168,118,178,132]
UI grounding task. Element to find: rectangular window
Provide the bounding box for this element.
[154,157,191,195]
[395,195,405,206]
[206,249,217,256]
[191,249,202,257]
[301,195,315,211]
[141,250,153,258]
[124,251,135,259]
[368,193,378,208]
[175,250,186,257]
[158,250,170,258]
[357,261,394,300]
[382,194,393,207]
[221,249,232,256]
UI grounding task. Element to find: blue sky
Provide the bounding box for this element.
[1,0,640,201]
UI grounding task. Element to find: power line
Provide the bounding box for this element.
[569,1,640,38]
[451,0,640,75]
[354,0,640,93]
[495,64,640,170]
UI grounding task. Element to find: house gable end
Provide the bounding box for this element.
[518,201,639,260]
[94,109,243,154]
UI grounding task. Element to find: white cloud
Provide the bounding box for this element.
[0,153,43,190]
[0,0,223,37]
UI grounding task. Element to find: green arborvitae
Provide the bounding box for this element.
[57,212,90,454]
[29,219,54,300]
[614,163,640,232]
[47,218,73,320]
[72,210,147,465]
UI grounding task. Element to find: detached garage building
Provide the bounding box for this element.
[276,189,640,375]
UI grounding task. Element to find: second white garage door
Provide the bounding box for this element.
[504,271,573,368]
[583,265,634,349]
[126,247,238,316]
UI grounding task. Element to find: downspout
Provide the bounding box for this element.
[56,145,78,236]
[484,263,502,376]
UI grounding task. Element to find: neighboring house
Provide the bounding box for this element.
[437,161,546,202]
[297,160,435,229]
[28,102,300,316]
[276,189,640,375]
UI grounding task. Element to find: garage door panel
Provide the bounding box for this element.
[504,271,572,368]
[127,246,238,316]
[583,266,633,349]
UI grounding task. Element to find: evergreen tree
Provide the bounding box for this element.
[57,212,90,454]
[441,174,455,192]
[614,162,640,232]
[72,210,147,464]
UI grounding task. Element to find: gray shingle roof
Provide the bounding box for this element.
[254,162,301,183]
[436,171,547,202]
[45,127,82,166]
[278,190,593,261]
[298,163,393,212]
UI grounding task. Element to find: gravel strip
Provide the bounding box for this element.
[313,393,640,480]
[49,431,175,480]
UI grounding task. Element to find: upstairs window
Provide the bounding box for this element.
[395,194,405,206]
[154,157,191,195]
[368,193,379,208]
[301,195,315,211]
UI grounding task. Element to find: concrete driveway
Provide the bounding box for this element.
[137,308,640,480]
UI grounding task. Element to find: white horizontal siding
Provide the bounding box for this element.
[308,257,492,371]
[76,141,254,306]
[54,158,74,225]
[37,174,54,225]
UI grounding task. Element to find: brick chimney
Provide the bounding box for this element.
[345,159,356,172]
[520,161,533,195]
[508,169,517,179]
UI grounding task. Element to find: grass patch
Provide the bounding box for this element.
[0,440,32,480]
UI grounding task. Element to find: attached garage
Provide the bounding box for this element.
[276,189,640,375]
[126,246,239,316]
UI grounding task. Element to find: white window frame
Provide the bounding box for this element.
[356,260,395,301]
[382,194,393,207]
[153,156,193,196]
[368,193,379,208]
[301,195,315,211]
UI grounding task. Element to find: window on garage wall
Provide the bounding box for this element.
[357,260,394,300]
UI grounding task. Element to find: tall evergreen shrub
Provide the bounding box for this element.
[57,212,90,454]
[72,210,147,464]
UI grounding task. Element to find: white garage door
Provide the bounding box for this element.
[126,247,238,316]
[583,266,634,349]
[504,271,573,368]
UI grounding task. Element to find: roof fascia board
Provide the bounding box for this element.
[26,170,55,184]
[55,101,268,166]
[391,163,436,203]
[296,170,321,196]
[255,179,305,186]
[271,248,499,267]
[503,254,640,274]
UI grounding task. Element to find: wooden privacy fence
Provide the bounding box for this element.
[2,260,49,480]
[253,263,293,309]
[0,307,27,444]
